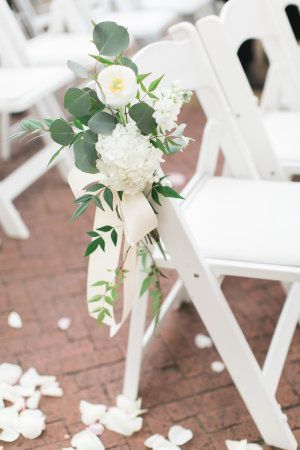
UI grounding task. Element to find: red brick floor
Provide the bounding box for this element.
[1,102,300,449]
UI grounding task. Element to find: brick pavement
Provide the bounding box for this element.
[0,101,300,449]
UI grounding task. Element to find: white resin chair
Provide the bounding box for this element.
[0,66,73,239]
[196,0,300,179]
[69,22,300,450]
[123,24,300,450]
[0,0,94,67]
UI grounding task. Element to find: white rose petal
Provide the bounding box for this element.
[62,448,74,450]
[41,382,63,397]
[88,422,104,435]
[211,361,225,373]
[102,407,143,436]
[0,363,22,385]
[168,425,193,445]
[19,409,46,439]
[144,433,168,448]
[0,406,20,441]
[14,384,35,398]
[97,65,137,108]
[26,390,41,409]
[79,400,107,426]
[71,429,104,450]
[8,312,22,329]
[20,368,56,388]
[116,394,145,416]
[13,396,26,412]
[0,382,20,403]
[0,426,20,442]
[58,317,72,331]
[156,443,180,450]
[194,334,213,349]
[226,440,249,450]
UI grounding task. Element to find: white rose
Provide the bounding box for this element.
[97,65,137,108]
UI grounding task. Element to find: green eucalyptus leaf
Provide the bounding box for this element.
[47,146,64,167]
[67,60,89,78]
[88,111,117,135]
[50,119,74,146]
[89,54,113,65]
[93,21,130,56]
[21,119,45,131]
[64,88,91,118]
[129,102,157,135]
[73,140,98,173]
[148,74,164,93]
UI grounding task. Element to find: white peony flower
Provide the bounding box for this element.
[18,409,46,439]
[0,363,22,385]
[71,429,105,450]
[97,65,137,108]
[96,122,163,195]
[79,400,106,426]
[102,406,143,436]
[152,81,192,132]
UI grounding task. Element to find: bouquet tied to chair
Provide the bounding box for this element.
[19,21,192,335]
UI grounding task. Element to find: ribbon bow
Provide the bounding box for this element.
[68,167,157,336]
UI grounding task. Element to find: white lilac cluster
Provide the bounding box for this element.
[152,81,193,133]
[96,122,163,195]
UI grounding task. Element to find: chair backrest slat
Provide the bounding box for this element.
[133,22,259,181]
[197,15,286,181]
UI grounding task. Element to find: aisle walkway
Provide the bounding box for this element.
[0,102,300,449]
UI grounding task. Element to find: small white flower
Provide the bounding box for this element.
[8,312,22,329]
[194,334,213,349]
[40,382,63,397]
[0,363,22,385]
[211,361,225,373]
[97,65,137,108]
[71,429,105,450]
[102,406,143,436]
[19,409,46,439]
[57,317,72,331]
[96,122,163,195]
[168,425,193,446]
[79,400,106,426]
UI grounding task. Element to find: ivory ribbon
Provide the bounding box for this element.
[68,167,158,336]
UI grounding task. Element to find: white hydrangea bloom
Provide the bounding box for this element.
[96,123,163,195]
[153,81,192,133]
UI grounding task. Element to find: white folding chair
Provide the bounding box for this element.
[0,66,73,239]
[0,0,94,67]
[62,0,178,42]
[196,0,300,179]
[118,24,300,450]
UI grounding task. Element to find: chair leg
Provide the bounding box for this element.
[0,193,29,239]
[1,113,10,161]
[123,258,149,401]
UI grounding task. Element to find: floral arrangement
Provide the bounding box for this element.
[19,21,192,332]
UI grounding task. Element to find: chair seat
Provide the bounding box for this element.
[0,67,73,112]
[263,111,300,163]
[183,177,300,267]
[26,33,95,66]
[98,10,178,39]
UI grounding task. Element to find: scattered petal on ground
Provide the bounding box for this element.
[71,429,105,449]
[7,312,22,329]
[0,363,22,385]
[211,361,225,373]
[116,394,146,416]
[168,425,193,445]
[145,433,169,448]
[26,390,41,409]
[102,406,143,436]
[13,397,26,412]
[19,409,46,439]
[0,406,20,442]
[40,382,63,397]
[194,334,213,349]
[79,400,107,426]
[20,368,56,388]
[57,317,72,331]
[14,385,35,398]
[88,423,104,435]
[226,440,262,450]
[0,382,21,403]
